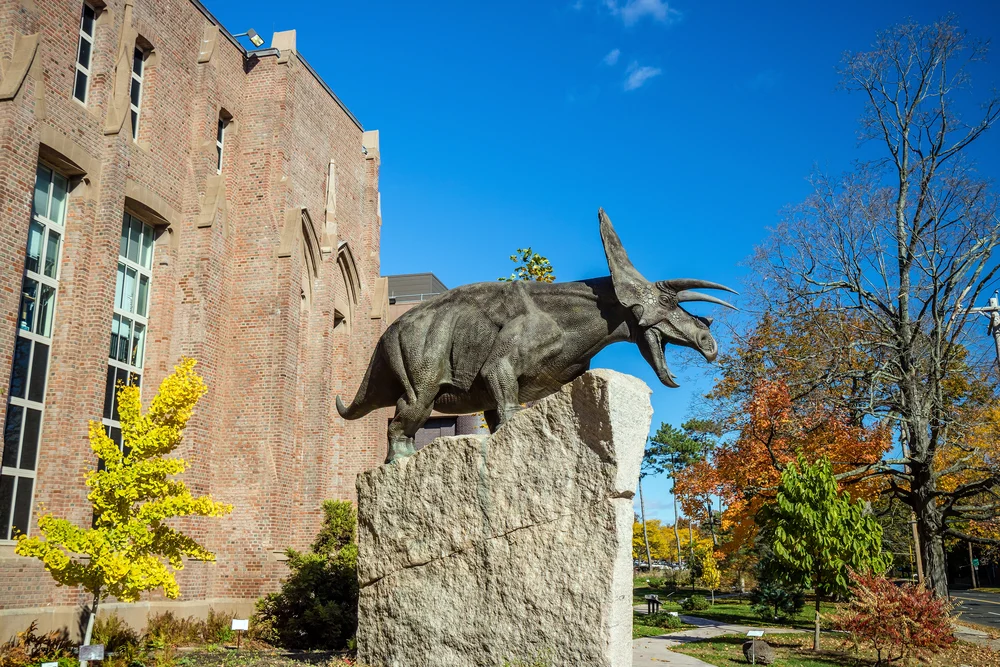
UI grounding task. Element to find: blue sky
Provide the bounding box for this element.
[210,0,1000,522]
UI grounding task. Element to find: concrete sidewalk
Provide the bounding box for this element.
[953,623,1000,651]
[632,615,805,666]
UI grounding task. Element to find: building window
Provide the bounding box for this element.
[216,116,226,173]
[73,3,96,103]
[1,165,68,541]
[129,47,146,140]
[101,212,154,451]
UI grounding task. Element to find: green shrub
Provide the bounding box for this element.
[252,500,359,649]
[145,612,201,647]
[680,595,710,612]
[199,610,234,645]
[641,612,684,629]
[93,614,141,653]
[749,583,805,623]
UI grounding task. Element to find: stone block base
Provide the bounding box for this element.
[356,370,652,666]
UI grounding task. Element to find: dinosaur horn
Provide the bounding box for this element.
[659,279,738,294]
[675,290,737,310]
[599,208,651,310]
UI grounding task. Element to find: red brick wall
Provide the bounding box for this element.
[0,0,387,626]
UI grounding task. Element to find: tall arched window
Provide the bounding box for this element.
[335,243,360,333]
[2,164,68,540]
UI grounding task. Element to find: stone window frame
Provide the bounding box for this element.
[1,163,69,542]
[278,208,322,313]
[300,211,320,312]
[129,43,149,141]
[335,242,360,333]
[73,2,97,104]
[215,109,232,174]
[100,211,155,451]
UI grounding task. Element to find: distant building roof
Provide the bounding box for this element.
[386,273,448,303]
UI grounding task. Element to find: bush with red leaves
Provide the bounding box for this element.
[833,570,955,665]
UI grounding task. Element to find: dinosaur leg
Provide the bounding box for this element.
[385,393,435,464]
[481,356,522,426]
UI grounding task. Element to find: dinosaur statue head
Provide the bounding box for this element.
[599,208,736,388]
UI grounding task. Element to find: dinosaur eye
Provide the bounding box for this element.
[658,294,675,308]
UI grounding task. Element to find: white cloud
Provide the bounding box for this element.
[606,0,681,27]
[624,62,662,90]
[603,48,621,66]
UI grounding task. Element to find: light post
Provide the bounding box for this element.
[969,292,1000,367]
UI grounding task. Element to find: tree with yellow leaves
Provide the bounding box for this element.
[632,518,671,561]
[15,358,232,653]
[700,552,722,604]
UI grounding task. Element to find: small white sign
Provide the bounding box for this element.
[79,644,105,661]
[746,630,764,638]
[231,619,249,631]
[42,662,59,667]
[668,611,679,617]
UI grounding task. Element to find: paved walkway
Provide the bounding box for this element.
[954,622,1000,651]
[632,614,805,666]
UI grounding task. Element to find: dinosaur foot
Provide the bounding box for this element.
[386,437,417,464]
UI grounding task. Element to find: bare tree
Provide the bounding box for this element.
[748,17,1000,597]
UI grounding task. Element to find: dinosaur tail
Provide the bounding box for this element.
[336,394,361,419]
[336,341,389,420]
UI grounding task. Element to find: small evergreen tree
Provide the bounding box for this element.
[749,583,806,623]
[646,423,703,569]
[15,359,232,652]
[759,456,891,649]
[252,500,359,649]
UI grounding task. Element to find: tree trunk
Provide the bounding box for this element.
[706,500,717,547]
[913,459,950,598]
[80,593,100,667]
[672,491,682,566]
[916,517,949,597]
[969,541,979,589]
[638,476,652,570]
[689,520,696,591]
[813,596,821,651]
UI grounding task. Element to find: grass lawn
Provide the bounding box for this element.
[632,610,694,639]
[632,624,671,639]
[672,633,1000,667]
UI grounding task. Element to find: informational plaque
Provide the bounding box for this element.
[231,619,249,631]
[79,644,105,661]
[746,630,764,638]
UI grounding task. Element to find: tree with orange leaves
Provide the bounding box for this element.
[676,376,891,559]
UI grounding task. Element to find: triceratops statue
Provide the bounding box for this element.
[338,209,735,463]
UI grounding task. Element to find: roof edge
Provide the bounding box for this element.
[186,0,364,132]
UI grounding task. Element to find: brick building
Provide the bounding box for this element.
[0,0,389,636]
